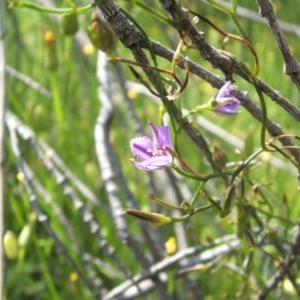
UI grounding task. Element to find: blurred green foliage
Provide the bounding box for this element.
[4,0,300,299]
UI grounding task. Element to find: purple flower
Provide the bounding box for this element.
[211,81,241,116]
[130,122,173,171]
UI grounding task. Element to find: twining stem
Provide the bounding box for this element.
[204,0,250,41]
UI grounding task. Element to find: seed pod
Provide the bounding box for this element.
[219,185,236,218]
[61,13,79,36]
[213,146,228,170]
[88,12,117,53]
[124,208,172,225]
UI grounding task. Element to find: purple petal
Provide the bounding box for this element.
[148,122,173,149]
[217,81,233,98]
[130,122,174,172]
[213,98,241,116]
[132,155,173,171]
[130,136,153,160]
[157,126,173,148]
[148,122,160,145]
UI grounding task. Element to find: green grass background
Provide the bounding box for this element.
[5,0,300,299]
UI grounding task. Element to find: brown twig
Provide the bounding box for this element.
[256,0,300,92]
[96,0,218,173]
[149,40,300,162]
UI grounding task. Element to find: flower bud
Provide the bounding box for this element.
[18,224,31,248]
[29,211,38,224]
[125,208,172,225]
[213,146,228,170]
[180,201,191,211]
[210,82,241,116]
[88,12,117,53]
[61,13,79,36]
[44,30,58,70]
[3,231,19,260]
[18,213,37,248]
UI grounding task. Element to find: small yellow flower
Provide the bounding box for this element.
[165,236,177,255]
[16,172,24,184]
[261,151,271,162]
[127,88,139,100]
[82,44,95,55]
[45,149,53,160]
[70,272,79,282]
[44,30,55,44]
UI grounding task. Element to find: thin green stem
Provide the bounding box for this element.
[169,203,216,223]
[63,36,74,98]
[172,164,205,181]
[148,194,184,210]
[120,7,158,67]
[204,0,249,40]
[190,181,205,207]
[49,72,64,133]
[201,190,222,212]
[250,77,269,151]
[230,148,264,184]
[192,203,217,214]
[224,52,268,151]
[123,0,175,27]
[10,1,92,14]
[172,164,231,182]
[64,0,76,9]
[35,240,60,300]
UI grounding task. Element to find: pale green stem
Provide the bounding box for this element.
[63,36,74,97]
[169,203,216,223]
[49,72,64,133]
[190,181,205,207]
[148,194,184,210]
[10,1,92,14]
[35,241,60,299]
[172,164,231,182]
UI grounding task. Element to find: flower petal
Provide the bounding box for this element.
[213,98,241,116]
[132,155,173,171]
[148,122,160,145]
[130,122,174,171]
[217,81,233,98]
[157,126,173,149]
[130,136,153,160]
